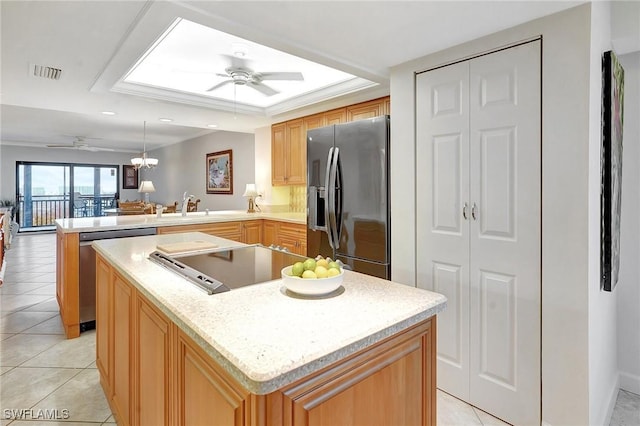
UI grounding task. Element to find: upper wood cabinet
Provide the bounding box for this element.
[271,98,387,186]
[272,119,306,186]
[346,98,386,121]
[325,107,347,125]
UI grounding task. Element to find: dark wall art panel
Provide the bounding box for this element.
[601,50,625,291]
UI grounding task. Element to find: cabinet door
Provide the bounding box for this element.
[112,273,133,426]
[262,221,277,247]
[346,98,385,121]
[96,256,112,394]
[282,319,435,426]
[286,119,306,185]
[242,220,262,244]
[278,222,307,255]
[136,296,172,426]
[303,113,325,132]
[177,331,250,426]
[325,108,346,125]
[272,123,287,185]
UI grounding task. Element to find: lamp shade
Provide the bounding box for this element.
[138,180,156,193]
[243,183,259,197]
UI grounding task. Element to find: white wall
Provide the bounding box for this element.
[617,51,640,395]
[390,4,618,424]
[588,4,619,425]
[138,130,254,211]
[0,144,140,200]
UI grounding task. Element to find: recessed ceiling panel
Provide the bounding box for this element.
[123,18,362,108]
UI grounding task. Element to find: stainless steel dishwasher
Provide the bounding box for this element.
[79,227,157,331]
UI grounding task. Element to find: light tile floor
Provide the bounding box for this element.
[1,232,638,426]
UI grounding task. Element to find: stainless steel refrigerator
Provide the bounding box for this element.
[307,115,390,279]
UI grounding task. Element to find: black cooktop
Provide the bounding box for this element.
[148,244,307,294]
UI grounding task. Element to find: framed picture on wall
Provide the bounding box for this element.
[600,50,625,292]
[123,165,139,189]
[206,149,233,194]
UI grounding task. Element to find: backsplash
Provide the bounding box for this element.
[289,185,306,212]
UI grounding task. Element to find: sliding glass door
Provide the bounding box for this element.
[16,162,119,231]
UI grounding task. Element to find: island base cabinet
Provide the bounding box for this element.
[177,330,251,426]
[96,253,436,426]
[281,319,436,426]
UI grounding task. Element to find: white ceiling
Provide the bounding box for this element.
[0,0,583,153]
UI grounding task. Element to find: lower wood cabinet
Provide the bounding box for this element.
[96,252,436,426]
[136,296,172,426]
[262,221,307,256]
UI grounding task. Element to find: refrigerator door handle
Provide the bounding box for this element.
[328,147,340,250]
[325,147,335,249]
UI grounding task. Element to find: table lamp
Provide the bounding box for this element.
[138,180,156,205]
[243,184,260,213]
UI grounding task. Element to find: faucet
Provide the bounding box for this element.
[181,191,194,216]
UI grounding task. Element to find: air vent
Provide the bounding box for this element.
[32,64,62,80]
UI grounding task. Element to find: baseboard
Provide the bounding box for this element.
[620,371,640,395]
[601,374,621,426]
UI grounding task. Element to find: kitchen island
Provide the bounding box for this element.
[93,231,446,426]
[55,210,306,338]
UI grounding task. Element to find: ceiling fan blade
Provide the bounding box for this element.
[46,144,75,149]
[82,146,115,152]
[259,72,304,81]
[247,81,279,96]
[206,79,234,92]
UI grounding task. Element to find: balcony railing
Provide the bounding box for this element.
[16,194,116,229]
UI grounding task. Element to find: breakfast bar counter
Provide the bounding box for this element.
[93,232,446,425]
[55,210,307,338]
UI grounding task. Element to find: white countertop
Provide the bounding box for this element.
[56,210,305,233]
[92,232,447,395]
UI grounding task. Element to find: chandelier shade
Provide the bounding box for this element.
[131,121,158,169]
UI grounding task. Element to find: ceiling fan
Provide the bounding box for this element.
[206,55,304,96]
[46,136,114,152]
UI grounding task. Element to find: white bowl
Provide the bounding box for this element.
[281,265,344,296]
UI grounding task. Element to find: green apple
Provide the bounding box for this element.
[303,258,317,271]
[327,268,341,277]
[291,262,305,277]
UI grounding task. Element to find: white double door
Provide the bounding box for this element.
[416,41,541,425]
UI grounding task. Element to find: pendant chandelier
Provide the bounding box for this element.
[131,121,158,169]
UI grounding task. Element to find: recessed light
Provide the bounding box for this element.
[159,118,173,122]
[207,124,218,128]
[101,111,116,116]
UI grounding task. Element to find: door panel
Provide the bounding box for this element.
[478,127,516,240]
[469,41,541,426]
[416,60,470,399]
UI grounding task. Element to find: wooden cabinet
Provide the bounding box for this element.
[270,97,388,188]
[96,256,112,394]
[56,230,80,338]
[325,107,346,125]
[112,272,133,426]
[96,253,437,426]
[135,296,173,426]
[281,319,436,426]
[346,98,386,121]
[241,220,262,244]
[272,119,306,186]
[261,220,307,256]
[177,330,252,425]
[158,221,243,242]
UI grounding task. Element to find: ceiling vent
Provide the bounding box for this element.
[31,64,62,80]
